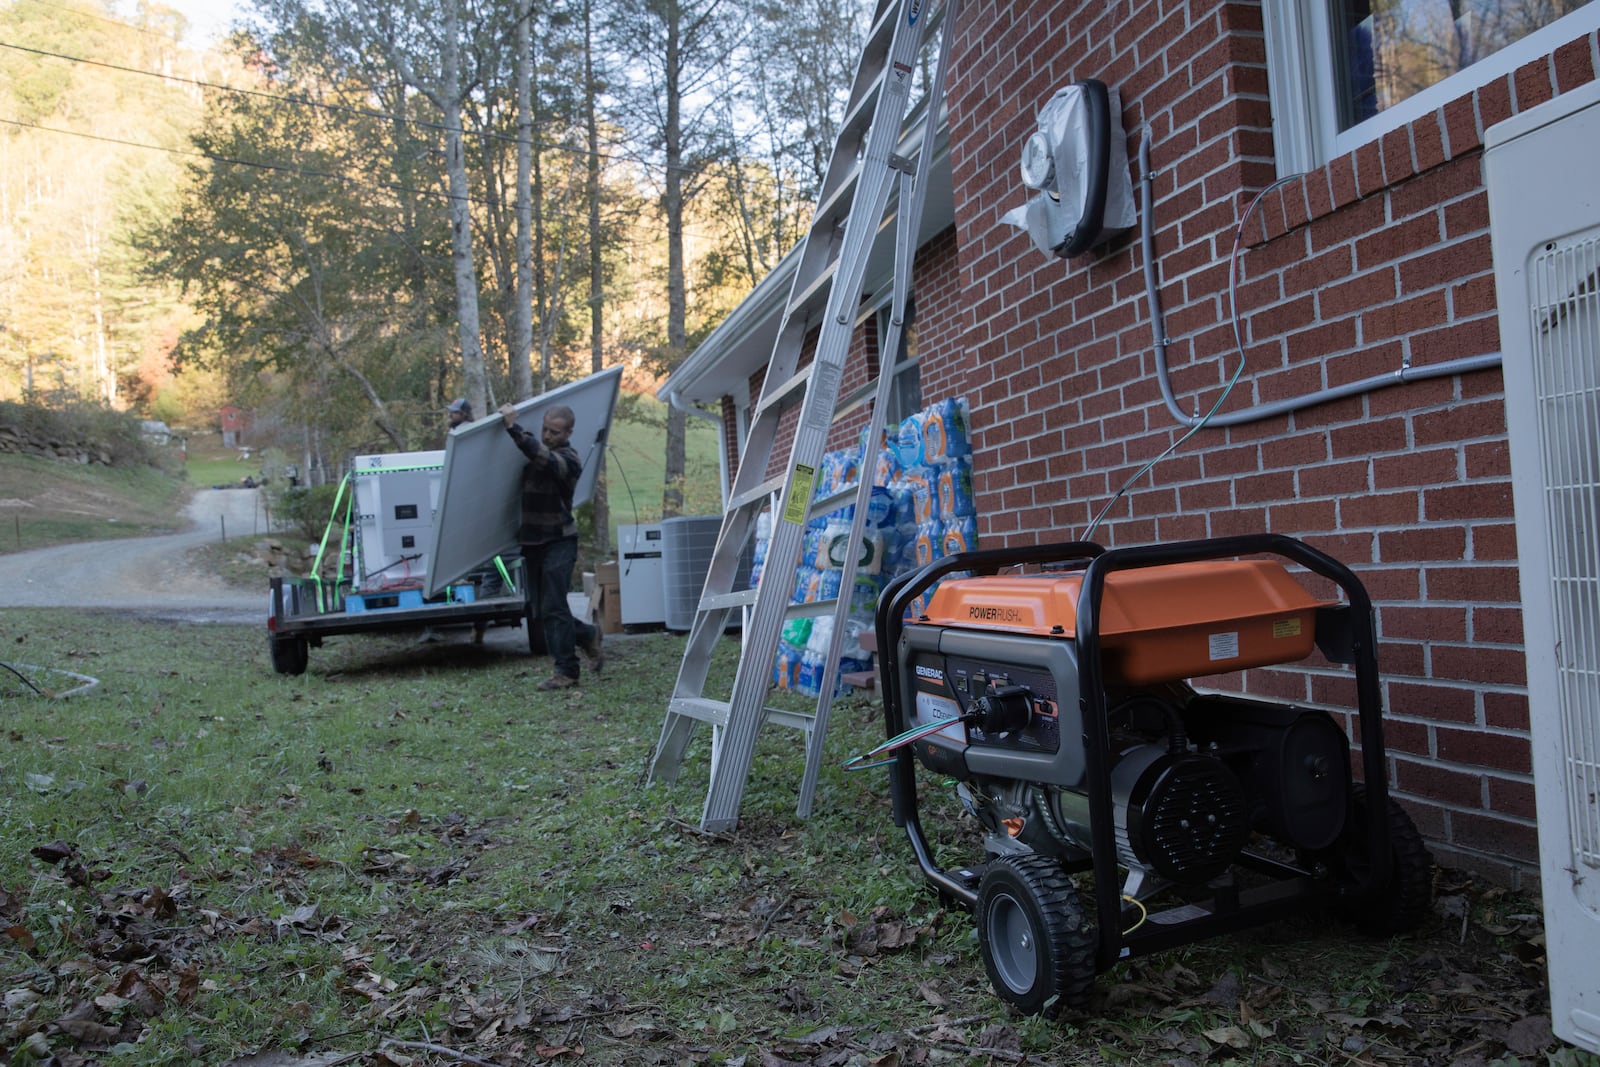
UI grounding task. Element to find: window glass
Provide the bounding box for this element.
[1331,0,1595,132]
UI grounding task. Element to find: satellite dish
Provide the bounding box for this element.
[1003,79,1135,260]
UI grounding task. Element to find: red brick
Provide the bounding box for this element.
[1554,35,1597,93]
[1354,140,1386,198]
[1356,565,1421,601]
[1378,525,1467,563]
[1487,776,1537,820]
[1433,643,1528,686]
[1442,95,1480,157]
[1266,498,1337,533]
[1513,56,1556,113]
[1394,759,1482,807]
[1413,400,1506,446]
[1387,680,1476,723]
[1297,459,1372,498]
[1471,522,1520,561]
[1381,604,1467,642]
[1234,469,1295,503]
[1381,126,1416,187]
[1437,725,1530,772]
[1412,112,1447,172]
[1472,605,1524,646]
[1464,440,1510,479]
[1449,811,1539,864]
[1484,690,1530,731]
[1374,447,1458,491]
[1425,564,1521,603]
[1378,716,1431,758]
[1311,672,1359,709]
[1341,490,1420,527]
[1423,482,1514,522]
[1328,152,1358,208]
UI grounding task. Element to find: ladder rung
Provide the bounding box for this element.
[700,588,758,612]
[788,258,838,320]
[754,364,813,418]
[728,473,786,513]
[764,706,817,734]
[835,375,881,419]
[784,597,841,619]
[813,160,862,231]
[809,482,860,516]
[668,697,731,728]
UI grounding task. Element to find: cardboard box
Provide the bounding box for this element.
[594,561,623,633]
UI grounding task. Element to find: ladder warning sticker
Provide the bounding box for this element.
[784,465,816,524]
[804,364,842,431]
[1208,631,1240,662]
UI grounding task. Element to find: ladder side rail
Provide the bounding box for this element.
[697,0,931,832]
[799,0,959,817]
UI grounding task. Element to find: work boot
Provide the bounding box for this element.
[537,673,579,691]
[582,627,605,676]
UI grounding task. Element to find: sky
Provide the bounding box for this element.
[114,0,248,46]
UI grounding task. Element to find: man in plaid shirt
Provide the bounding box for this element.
[499,402,604,689]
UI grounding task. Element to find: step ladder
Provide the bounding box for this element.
[648,0,958,832]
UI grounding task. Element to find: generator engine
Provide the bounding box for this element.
[877,537,1431,1016]
[900,566,1351,891]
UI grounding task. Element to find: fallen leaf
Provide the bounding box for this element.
[6,923,36,951]
[29,839,74,864]
[1504,1014,1554,1056]
[1201,1026,1252,1050]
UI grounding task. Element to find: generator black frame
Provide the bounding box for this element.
[873,532,1394,976]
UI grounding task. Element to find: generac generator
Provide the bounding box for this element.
[872,534,1432,1014]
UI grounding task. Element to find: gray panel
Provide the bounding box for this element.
[425,366,624,595]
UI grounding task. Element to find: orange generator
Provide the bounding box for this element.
[874,534,1432,1014]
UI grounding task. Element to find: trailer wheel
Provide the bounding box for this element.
[1333,784,1433,935]
[270,635,309,676]
[975,854,1095,1015]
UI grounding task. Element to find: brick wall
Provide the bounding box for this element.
[932,0,1598,886]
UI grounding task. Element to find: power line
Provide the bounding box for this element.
[0,115,463,204]
[1,115,751,248]
[0,37,778,191]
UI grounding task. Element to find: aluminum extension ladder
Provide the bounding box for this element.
[648,0,958,832]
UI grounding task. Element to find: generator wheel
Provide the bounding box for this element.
[975,854,1095,1015]
[1335,784,1433,935]
[269,634,309,676]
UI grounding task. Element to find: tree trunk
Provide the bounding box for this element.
[662,0,687,519]
[586,0,609,553]
[441,0,488,417]
[512,0,534,400]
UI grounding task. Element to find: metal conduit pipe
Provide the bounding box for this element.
[1136,131,1503,429]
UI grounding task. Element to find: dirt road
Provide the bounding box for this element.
[0,488,266,623]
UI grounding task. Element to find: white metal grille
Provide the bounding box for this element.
[1531,235,1600,875]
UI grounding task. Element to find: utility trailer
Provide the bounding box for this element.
[266,450,532,675]
[264,367,624,676]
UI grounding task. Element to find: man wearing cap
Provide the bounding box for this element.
[446,398,473,428]
[499,401,603,689]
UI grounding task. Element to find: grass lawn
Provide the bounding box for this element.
[0,454,187,554]
[0,609,1562,1066]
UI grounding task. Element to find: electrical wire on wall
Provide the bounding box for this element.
[1081,128,1508,543]
[1137,130,1503,430]
[1080,147,1300,542]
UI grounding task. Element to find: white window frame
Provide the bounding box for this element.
[1262,1,1600,175]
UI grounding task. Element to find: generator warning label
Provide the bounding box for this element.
[1271,617,1302,639]
[783,465,815,524]
[1208,631,1240,662]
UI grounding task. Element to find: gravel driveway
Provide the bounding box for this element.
[0,489,266,623]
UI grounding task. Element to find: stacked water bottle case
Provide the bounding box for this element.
[751,397,976,696]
